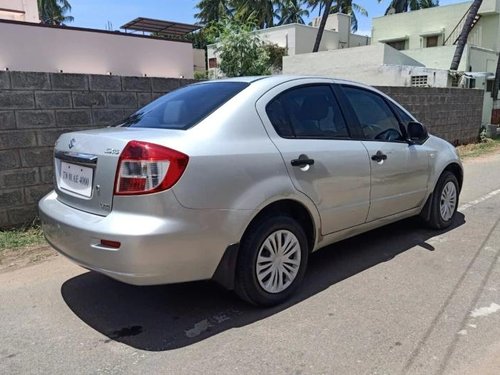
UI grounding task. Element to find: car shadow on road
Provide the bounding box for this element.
[61,213,464,351]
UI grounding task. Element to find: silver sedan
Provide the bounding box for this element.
[39,76,462,306]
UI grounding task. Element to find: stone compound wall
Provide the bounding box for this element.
[375,86,483,145]
[0,72,484,227]
[0,71,195,228]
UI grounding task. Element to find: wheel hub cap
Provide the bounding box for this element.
[256,230,301,294]
[440,181,457,221]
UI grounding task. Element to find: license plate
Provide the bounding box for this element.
[59,162,93,198]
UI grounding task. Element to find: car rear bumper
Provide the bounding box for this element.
[39,191,249,285]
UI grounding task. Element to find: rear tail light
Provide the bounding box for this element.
[114,140,189,195]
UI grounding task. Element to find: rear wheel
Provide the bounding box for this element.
[421,171,459,229]
[235,215,308,306]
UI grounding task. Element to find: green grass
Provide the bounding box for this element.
[0,226,46,252]
[457,138,500,159]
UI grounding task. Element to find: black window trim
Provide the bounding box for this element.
[265,83,355,141]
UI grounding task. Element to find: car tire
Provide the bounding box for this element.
[235,215,309,306]
[421,171,459,230]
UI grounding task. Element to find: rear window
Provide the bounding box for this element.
[118,82,249,130]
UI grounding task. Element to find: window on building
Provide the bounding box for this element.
[386,40,406,51]
[208,58,217,68]
[425,35,439,48]
[487,79,494,92]
[411,75,428,87]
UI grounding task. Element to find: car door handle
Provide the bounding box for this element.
[371,151,388,162]
[291,155,315,167]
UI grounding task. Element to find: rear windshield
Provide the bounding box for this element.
[117,82,249,130]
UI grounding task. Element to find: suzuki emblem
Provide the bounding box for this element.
[69,138,76,149]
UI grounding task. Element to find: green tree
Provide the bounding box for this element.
[308,0,368,32]
[195,0,234,24]
[277,0,310,25]
[38,0,74,25]
[263,43,288,71]
[216,20,270,77]
[234,0,276,28]
[379,0,439,15]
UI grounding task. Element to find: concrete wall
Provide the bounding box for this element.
[283,44,423,74]
[375,86,483,145]
[193,49,206,72]
[0,71,196,228]
[0,0,39,23]
[0,20,195,78]
[401,45,499,72]
[282,44,448,85]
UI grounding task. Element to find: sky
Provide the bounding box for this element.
[69,0,467,36]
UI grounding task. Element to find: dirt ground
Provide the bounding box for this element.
[0,244,57,274]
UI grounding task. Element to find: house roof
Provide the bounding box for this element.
[121,17,201,37]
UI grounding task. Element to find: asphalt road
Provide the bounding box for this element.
[2,153,500,375]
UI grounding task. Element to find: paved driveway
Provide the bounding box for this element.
[1,153,500,375]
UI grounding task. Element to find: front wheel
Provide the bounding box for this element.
[235,215,309,306]
[421,171,459,229]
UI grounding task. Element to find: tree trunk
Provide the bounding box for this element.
[492,51,500,100]
[450,0,483,71]
[312,0,332,53]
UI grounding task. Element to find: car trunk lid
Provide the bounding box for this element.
[53,127,187,216]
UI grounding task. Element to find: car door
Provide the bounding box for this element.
[256,81,371,235]
[337,84,431,222]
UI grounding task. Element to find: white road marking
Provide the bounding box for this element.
[457,329,467,335]
[470,303,500,318]
[458,188,500,211]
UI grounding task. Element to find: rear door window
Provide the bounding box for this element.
[119,82,249,130]
[266,85,349,139]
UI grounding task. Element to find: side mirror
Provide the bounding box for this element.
[407,121,428,143]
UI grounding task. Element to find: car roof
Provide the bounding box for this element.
[200,75,376,90]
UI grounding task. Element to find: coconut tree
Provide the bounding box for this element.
[492,52,500,100]
[450,0,483,70]
[195,0,234,24]
[277,0,310,25]
[234,0,276,28]
[308,0,368,32]
[312,0,333,52]
[38,0,73,25]
[380,0,439,15]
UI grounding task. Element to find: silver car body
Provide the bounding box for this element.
[39,76,462,286]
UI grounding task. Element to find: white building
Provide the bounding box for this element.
[0,3,201,79]
[0,0,39,23]
[207,13,370,78]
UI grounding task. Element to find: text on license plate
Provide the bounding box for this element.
[59,161,93,197]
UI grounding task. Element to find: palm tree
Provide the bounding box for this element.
[312,0,333,52]
[492,51,500,100]
[195,0,234,24]
[38,0,73,25]
[380,0,439,15]
[234,0,276,28]
[450,0,483,70]
[308,0,368,32]
[277,0,310,25]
